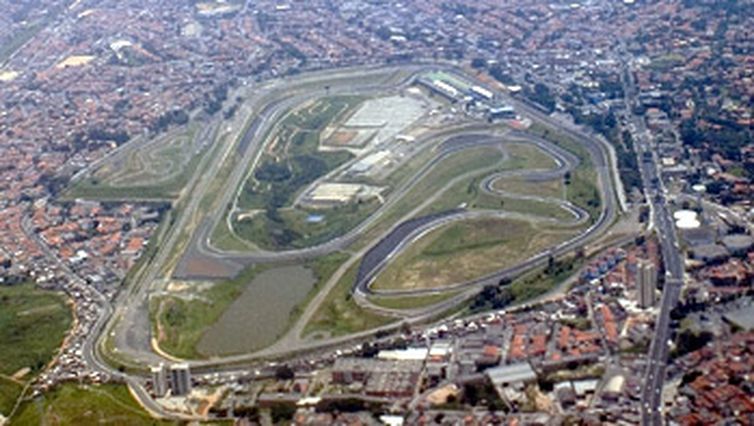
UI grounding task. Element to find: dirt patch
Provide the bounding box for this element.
[173,254,243,280]
[327,130,358,145]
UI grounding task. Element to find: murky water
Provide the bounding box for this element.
[196,265,315,355]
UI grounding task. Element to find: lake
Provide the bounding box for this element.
[196,264,315,355]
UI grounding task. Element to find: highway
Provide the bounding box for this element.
[616,45,685,425]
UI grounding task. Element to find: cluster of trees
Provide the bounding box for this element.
[245,153,332,247]
[671,328,713,359]
[255,161,292,183]
[524,83,556,113]
[567,106,643,193]
[488,65,516,85]
[470,278,513,313]
[616,130,643,191]
[255,154,329,206]
[681,117,751,164]
[203,83,229,115]
[461,380,508,412]
[151,108,189,133]
[85,127,129,145]
[281,41,307,65]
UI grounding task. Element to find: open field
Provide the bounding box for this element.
[351,144,505,251]
[389,142,544,215]
[234,198,380,250]
[232,96,362,249]
[527,123,601,219]
[415,142,577,221]
[66,124,212,201]
[156,253,350,357]
[0,284,72,377]
[492,175,565,200]
[12,383,174,426]
[483,195,575,221]
[503,142,558,170]
[236,96,361,211]
[509,255,584,303]
[371,217,575,291]
[303,260,394,339]
[153,267,261,359]
[0,376,23,417]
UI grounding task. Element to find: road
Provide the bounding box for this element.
[72,64,624,417]
[180,121,502,274]
[352,133,589,299]
[105,65,436,365]
[117,64,617,357]
[617,44,685,425]
[20,215,182,419]
[186,67,619,367]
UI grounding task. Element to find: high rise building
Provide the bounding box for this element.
[150,363,168,397]
[169,363,192,396]
[637,260,657,309]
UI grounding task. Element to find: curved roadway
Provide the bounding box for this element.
[352,133,590,299]
[93,64,620,393]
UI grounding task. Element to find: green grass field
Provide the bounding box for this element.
[0,376,23,417]
[0,284,72,377]
[509,256,583,302]
[353,144,505,250]
[303,260,394,339]
[504,142,558,170]
[0,284,71,417]
[372,218,574,291]
[155,254,350,358]
[492,175,565,200]
[527,123,602,220]
[236,96,360,211]
[288,252,350,326]
[65,126,212,201]
[416,143,574,224]
[233,199,380,250]
[11,383,174,426]
[421,176,575,223]
[153,267,261,359]
[231,96,363,250]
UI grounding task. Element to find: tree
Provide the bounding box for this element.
[489,65,515,85]
[270,404,296,423]
[471,57,487,69]
[546,255,556,275]
[274,365,295,381]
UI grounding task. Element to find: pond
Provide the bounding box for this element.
[196,264,315,355]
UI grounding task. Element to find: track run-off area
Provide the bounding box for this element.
[88,64,620,374]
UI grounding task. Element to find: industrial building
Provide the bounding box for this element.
[485,362,537,389]
[721,234,754,256]
[330,358,423,398]
[415,70,515,121]
[488,105,517,120]
[304,182,383,207]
